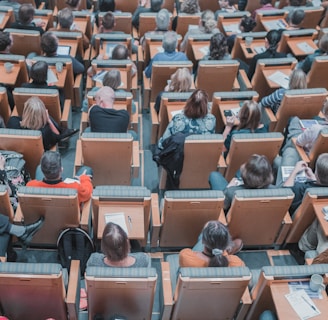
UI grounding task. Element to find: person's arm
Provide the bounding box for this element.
[260,88,284,109]
[71,56,85,75]
[301,55,312,74]
[283,161,315,187]
[222,115,236,140]
[247,56,257,80]
[296,125,321,148]
[144,58,153,78]
[157,118,175,149]
[46,111,60,135]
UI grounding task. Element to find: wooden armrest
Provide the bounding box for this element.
[80,112,89,133]
[131,112,139,134]
[137,45,144,81]
[80,199,91,232]
[150,193,161,248]
[161,261,174,320]
[262,107,277,131]
[143,72,150,90]
[61,99,72,129]
[74,139,83,175]
[86,76,93,91]
[150,102,159,145]
[236,287,252,320]
[83,46,91,62]
[73,74,83,107]
[276,212,293,245]
[218,155,227,176]
[238,69,252,90]
[232,77,240,91]
[13,204,23,224]
[66,260,80,320]
[132,141,140,178]
[292,137,310,163]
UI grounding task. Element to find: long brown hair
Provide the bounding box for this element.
[237,101,261,131]
[184,89,209,119]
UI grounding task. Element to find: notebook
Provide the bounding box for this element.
[56,45,71,55]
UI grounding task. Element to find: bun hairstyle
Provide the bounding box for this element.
[240,15,256,32]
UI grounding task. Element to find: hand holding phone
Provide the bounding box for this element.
[224,110,233,117]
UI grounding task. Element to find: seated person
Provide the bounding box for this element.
[112,44,137,77]
[253,0,276,18]
[88,86,130,133]
[27,150,93,204]
[172,0,200,31]
[87,222,151,267]
[209,154,275,212]
[145,31,188,78]
[157,89,216,149]
[132,0,163,30]
[154,67,193,114]
[179,220,245,267]
[283,153,328,216]
[7,97,78,150]
[260,69,307,115]
[247,30,287,80]
[21,60,65,110]
[95,0,116,28]
[285,8,305,30]
[10,3,45,34]
[223,101,268,157]
[299,34,328,74]
[0,213,44,256]
[49,8,90,51]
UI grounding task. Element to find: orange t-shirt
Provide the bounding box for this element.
[179,248,245,268]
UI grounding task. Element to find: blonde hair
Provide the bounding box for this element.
[289,69,307,90]
[20,97,48,130]
[169,68,192,92]
[201,10,217,33]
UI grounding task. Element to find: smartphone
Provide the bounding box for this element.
[224,110,233,117]
[246,47,253,54]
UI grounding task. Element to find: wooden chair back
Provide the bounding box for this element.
[176,13,200,37]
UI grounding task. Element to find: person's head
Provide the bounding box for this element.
[288,69,307,90]
[287,8,305,26]
[57,8,74,29]
[112,44,129,59]
[238,101,261,131]
[181,0,200,14]
[66,0,80,9]
[314,153,328,185]
[200,10,217,33]
[168,67,192,92]
[40,151,62,181]
[95,86,115,108]
[319,34,328,53]
[21,97,48,130]
[150,0,163,12]
[184,89,208,119]
[102,69,121,90]
[0,31,12,52]
[30,61,48,84]
[239,15,256,33]
[155,9,170,31]
[101,222,130,262]
[162,31,178,53]
[209,32,228,60]
[18,3,35,25]
[99,0,115,12]
[202,221,232,267]
[240,154,274,188]
[322,100,328,121]
[102,11,115,30]
[265,29,282,52]
[260,0,272,5]
[41,32,58,56]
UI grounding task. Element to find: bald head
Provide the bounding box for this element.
[95,86,115,108]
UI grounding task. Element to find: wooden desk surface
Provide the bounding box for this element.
[0,63,20,86]
[149,44,163,59]
[261,17,288,32]
[240,39,266,60]
[271,282,328,320]
[191,41,210,61]
[48,65,67,88]
[262,67,292,89]
[97,204,144,239]
[313,203,328,237]
[221,18,241,36]
[287,38,318,57]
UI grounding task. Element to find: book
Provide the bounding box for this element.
[299,119,319,129]
[267,71,289,89]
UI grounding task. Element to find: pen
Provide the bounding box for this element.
[128,216,133,229]
[301,296,317,312]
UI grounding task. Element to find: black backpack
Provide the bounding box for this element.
[57,227,95,275]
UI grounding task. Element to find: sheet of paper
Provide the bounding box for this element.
[253,46,266,54]
[92,70,107,84]
[106,43,116,57]
[281,166,307,183]
[104,212,128,235]
[288,281,323,300]
[267,71,289,89]
[199,46,209,55]
[263,19,287,30]
[224,23,240,33]
[47,69,58,84]
[285,289,320,319]
[297,42,315,54]
[299,119,319,129]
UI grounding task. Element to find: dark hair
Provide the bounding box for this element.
[66,0,80,8]
[101,222,130,262]
[289,0,302,6]
[151,0,163,12]
[241,154,274,188]
[288,8,305,26]
[315,153,328,185]
[266,29,282,53]
[99,0,115,12]
[184,89,208,119]
[41,32,58,56]
[202,221,231,267]
[237,101,261,131]
[112,44,129,59]
[58,8,74,28]
[240,15,256,32]
[18,3,35,25]
[209,33,228,60]
[260,0,272,4]
[103,69,121,90]
[41,151,62,180]
[102,11,115,29]
[0,31,12,51]
[30,61,48,84]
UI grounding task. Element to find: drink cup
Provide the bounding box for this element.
[56,62,63,73]
[4,62,13,73]
[310,274,325,292]
[245,36,253,47]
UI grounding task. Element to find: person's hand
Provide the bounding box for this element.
[226,115,236,127]
[294,160,308,174]
[75,169,92,179]
[45,109,52,124]
[35,20,46,27]
[139,0,147,7]
[304,166,316,180]
[0,154,5,170]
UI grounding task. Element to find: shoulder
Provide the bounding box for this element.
[87,252,106,267]
[131,252,151,267]
[227,254,245,267]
